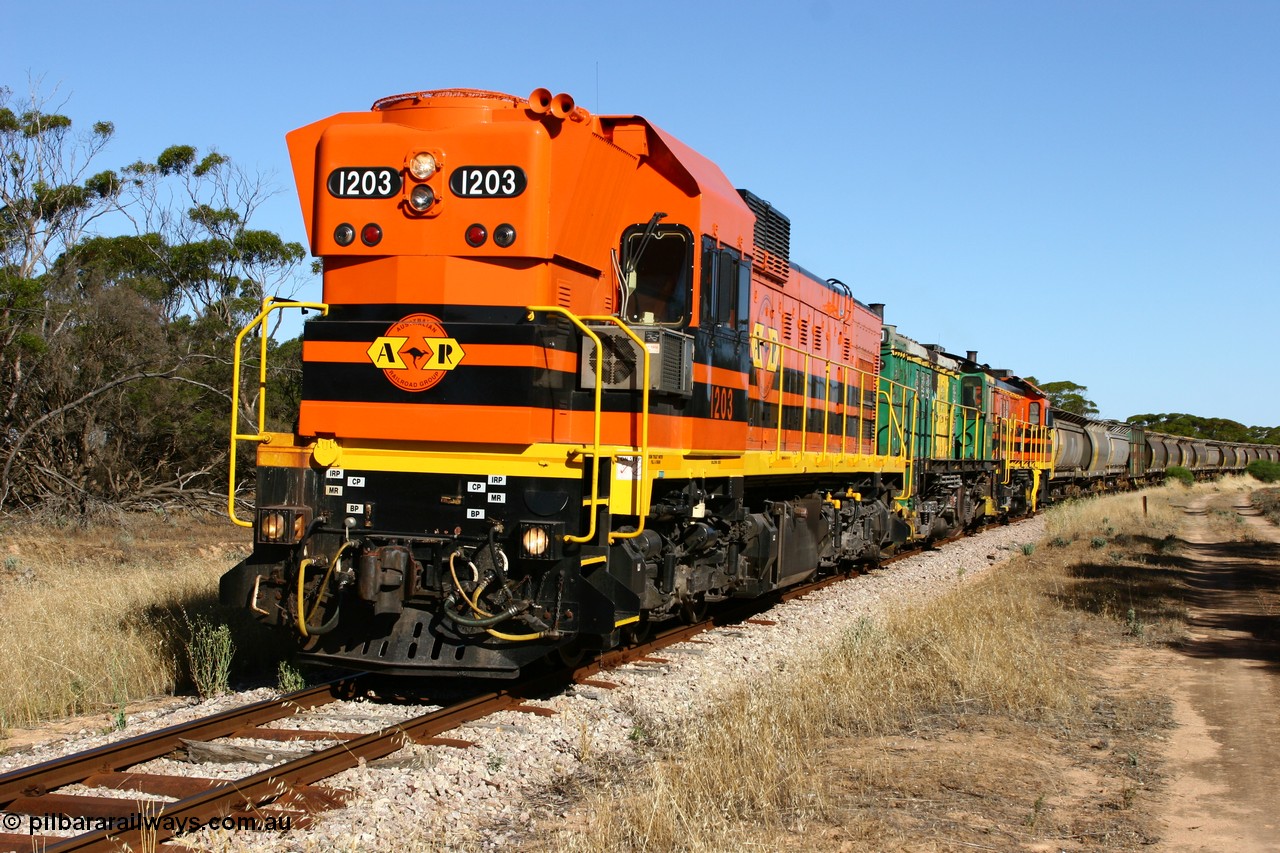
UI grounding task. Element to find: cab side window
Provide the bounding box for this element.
[700,237,750,330]
[622,224,692,326]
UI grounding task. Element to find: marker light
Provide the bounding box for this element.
[522,525,550,557]
[256,506,310,544]
[409,152,438,180]
[361,223,383,246]
[334,223,355,246]
[409,184,436,211]
[494,223,516,248]
[260,512,285,541]
[465,224,487,247]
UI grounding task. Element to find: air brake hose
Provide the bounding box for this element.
[487,526,510,583]
[446,550,548,641]
[296,541,352,638]
[442,591,529,628]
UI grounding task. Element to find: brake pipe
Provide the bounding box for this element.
[446,551,548,641]
[296,541,352,638]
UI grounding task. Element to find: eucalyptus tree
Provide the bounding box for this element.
[0,83,306,513]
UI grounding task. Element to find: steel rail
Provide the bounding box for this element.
[38,688,535,852]
[0,681,345,807]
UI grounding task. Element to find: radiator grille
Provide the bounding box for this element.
[737,189,791,281]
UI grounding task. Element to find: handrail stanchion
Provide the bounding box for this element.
[228,297,329,527]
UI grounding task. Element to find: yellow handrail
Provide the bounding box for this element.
[904,391,919,500]
[227,297,329,527]
[820,361,832,462]
[1000,417,1013,484]
[876,386,909,463]
[801,353,810,453]
[580,314,653,544]
[748,329,877,460]
[526,306,610,546]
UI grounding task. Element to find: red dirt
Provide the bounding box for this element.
[1153,492,1280,851]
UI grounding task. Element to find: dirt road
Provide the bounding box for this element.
[1156,492,1280,851]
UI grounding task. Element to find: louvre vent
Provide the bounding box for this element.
[661,343,685,390]
[737,189,791,281]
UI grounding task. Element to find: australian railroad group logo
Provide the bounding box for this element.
[366,313,465,392]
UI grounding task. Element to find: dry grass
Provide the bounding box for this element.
[549,554,1101,851]
[538,482,1262,852]
[0,510,254,728]
[1254,488,1280,526]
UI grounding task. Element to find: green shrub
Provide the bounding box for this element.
[1246,460,1280,484]
[185,616,235,698]
[277,661,308,693]
[1166,466,1194,486]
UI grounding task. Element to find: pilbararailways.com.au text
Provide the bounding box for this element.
[23,812,292,834]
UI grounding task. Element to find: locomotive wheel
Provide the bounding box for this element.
[556,637,589,668]
[680,595,709,624]
[624,616,653,646]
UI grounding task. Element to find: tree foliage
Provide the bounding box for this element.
[0,83,307,514]
[1125,413,1280,445]
[1023,377,1099,416]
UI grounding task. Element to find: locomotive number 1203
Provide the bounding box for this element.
[448,166,528,198]
[326,167,402,199]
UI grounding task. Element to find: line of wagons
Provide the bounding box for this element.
[1048,409,1280,498]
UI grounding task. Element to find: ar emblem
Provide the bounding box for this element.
[367,313,465,392]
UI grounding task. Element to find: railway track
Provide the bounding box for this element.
[0,533,976,852]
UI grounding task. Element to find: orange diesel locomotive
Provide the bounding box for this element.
[221,89,1045,677]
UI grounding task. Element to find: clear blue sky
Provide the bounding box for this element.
[4,1,1277,426]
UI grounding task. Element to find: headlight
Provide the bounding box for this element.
[409,152,438,180]
[493,223,516,248]
[519,521,564,560]
[409,184,436,211]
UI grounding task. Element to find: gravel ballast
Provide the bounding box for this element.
[0,516,1045,850]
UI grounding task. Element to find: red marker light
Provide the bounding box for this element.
[465,224,487,247]
[361,223,383,246]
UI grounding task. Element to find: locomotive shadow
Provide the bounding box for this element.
[1052,534,1280,671]
[128,589,295,692]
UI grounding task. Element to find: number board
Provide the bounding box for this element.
[327,167,402,199]
[448,166,527,198]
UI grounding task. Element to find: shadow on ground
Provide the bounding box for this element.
[1053,533,1280,671]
